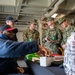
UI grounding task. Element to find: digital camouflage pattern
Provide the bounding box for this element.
[44,27,62,54]
[23,27,40,44]
[64,32,75,75]
[61,26,75,46]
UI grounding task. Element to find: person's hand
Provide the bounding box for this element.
[62,44,66,49]
[38,45,52,57]
[48,39,54,43]
[17,67,25,74]
[46,38,54,43]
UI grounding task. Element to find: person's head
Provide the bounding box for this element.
[0,25,18,39]
[29,20,37,30]
[5,16,17,27]
[46,18,54,26]
[59,18,69,29]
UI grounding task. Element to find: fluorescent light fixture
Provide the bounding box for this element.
[51,13,58,18]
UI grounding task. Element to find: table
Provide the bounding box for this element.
[26,60,66,75]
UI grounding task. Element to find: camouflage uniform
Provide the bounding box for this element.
[23,27,40,44]
[61,26,75,46]
[44,27,62,54]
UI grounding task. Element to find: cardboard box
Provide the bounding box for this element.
[40,57,53,67]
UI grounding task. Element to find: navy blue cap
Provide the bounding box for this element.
[0,25,18,33]
[5,16,18,22]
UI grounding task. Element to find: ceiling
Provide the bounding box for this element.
[0,0,75,25]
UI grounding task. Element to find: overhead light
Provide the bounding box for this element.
[51,13,58,18]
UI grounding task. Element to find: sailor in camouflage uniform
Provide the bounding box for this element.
[59,18,75,49]
[43,18,62,54]
[23,20,40,44]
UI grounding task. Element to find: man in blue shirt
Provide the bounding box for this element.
[5,16,18,41]
[0,25,50,74]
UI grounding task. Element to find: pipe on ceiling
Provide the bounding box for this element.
[44,0,64,18]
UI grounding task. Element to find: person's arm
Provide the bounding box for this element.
[61,32,66,49]
[23,30,28,41]
[0,39,51,58]
[37,32,40,45]
[61,38,65,46]
[0,40,38,58]
[42,29,48,43]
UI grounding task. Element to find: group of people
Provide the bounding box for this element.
[23,20,40,44]
[42,17,75,53]
[23,16,75,75]
[0,15,75,75]
[42,18,62,54]
[59,18,75,75]
[0,16,51,74]
[41,17,75,75]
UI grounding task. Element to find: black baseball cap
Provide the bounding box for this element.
[0,25,18,33]
[5,16,18,22]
